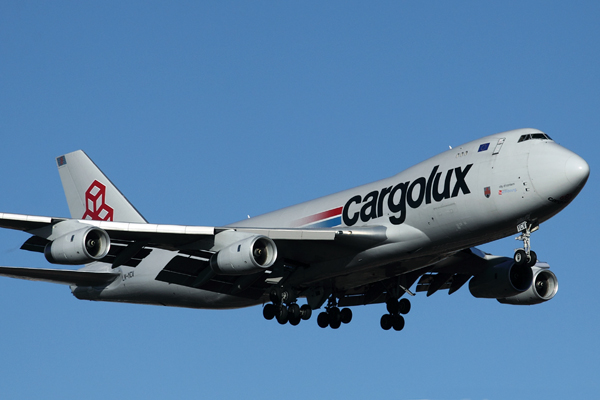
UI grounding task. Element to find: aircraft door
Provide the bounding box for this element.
[492,138,506,155]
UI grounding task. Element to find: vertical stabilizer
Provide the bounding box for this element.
[56,151,147,223]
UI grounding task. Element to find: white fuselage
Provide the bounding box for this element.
[77,128,589,309]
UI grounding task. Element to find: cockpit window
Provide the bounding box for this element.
[518,133,552,143]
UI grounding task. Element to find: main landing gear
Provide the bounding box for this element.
[316,295,352,329]
[262,288,312,325]
[263,286,412,331]
[380,297,411,331]
[514,222,539,267]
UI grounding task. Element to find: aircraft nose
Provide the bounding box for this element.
[565,153,590,186]
[528,144,589,204]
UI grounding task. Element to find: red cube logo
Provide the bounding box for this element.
[82,180,114,221]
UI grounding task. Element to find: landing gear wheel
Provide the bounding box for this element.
[514,249,527,266]
[329,307,341,325]
[289,316,301,326]
[398,298,411,315]
[276,305,288,325]
[515,222,540,267]
[317,312,329,328]
[263,303,275,320]
[318,293,352,329]
[392,314,405,331]
[329,318,341,329]
[386,298,399,314]
[381,295,411,331]
[340,308,352,324]
[380,314,393,330]
[288,303,300,320]
[300,304,312,320]
[527,250,538,267]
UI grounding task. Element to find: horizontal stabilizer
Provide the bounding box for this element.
[0,266,119,286]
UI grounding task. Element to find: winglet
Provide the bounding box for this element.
[56,151,147,223]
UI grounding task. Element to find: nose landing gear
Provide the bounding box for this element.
[514,222,539,267]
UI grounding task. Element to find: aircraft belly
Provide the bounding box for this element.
[73,278,263,309]
[285,227,431,287]
[71,248,263,310]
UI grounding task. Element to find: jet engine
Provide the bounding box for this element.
[44,226,111,265]
[210,235,277,275]
[497,265,558,305]
[469,259,533,299]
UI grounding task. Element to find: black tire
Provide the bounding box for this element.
[329,307,341,325]
[317,312,329,328]
[288,303,300,320]
[398,298,411,315]
[386,298,399,315]
[392,314,405,331]
[276,305,288,324]
[300,304,312,320]
[380,314,392,330]
[263,303,275,320]
[289,316,301,326]
[340,308,353,324]
[330,319,341,329]
[514,249,527,266]
[527,250,538,267]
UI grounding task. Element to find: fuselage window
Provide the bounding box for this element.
[518,133,552,143]
[518,134,530,142]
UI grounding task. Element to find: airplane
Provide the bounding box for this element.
[0,128,589,331]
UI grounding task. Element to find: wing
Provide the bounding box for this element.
[330,248,516,307]
[414,248,494,296]
[0,212,394,298]
[0,212,553,310]
[0,266,119,286]
[0,212,393,254]
[0,212,216,250]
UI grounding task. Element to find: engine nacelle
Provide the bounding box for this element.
[498,265,558,305]
[469,259,533,299]
[210,235,277,275]
[44,227,111,265]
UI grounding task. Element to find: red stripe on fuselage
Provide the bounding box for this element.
[293,207,343,227]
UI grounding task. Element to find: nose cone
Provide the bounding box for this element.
[565,154,590,186]
[528,143,589,206]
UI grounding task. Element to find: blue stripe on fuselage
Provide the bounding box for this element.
[305,216,342,228]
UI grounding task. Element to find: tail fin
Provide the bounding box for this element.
[56,150,147,223]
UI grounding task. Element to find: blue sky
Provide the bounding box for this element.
[0,2,598,399]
